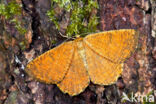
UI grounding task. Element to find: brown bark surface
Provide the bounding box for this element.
[0,0,155,104]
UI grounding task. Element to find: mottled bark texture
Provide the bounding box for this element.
[0,0,155,104]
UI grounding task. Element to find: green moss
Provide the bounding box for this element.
[143,90,155,104]
[4,91,18,104]
[47,8,60,29]
[51,40,57,44]
[0,1,26,34]
[10,19,27,34]
[47,0,99,37]
[19,41,27,51]
[0,1,21,19]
